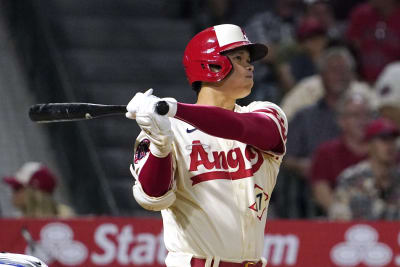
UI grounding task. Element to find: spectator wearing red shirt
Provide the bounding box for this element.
[329,117,400,220]
[346,0,400,83]
[374,61,400,128]
[311,87,373,216]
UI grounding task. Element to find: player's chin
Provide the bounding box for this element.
[238,84,253,99]
[246,80,254,92]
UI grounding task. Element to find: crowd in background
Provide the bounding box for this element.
[2,162,74,218]
[186,0,400,220]
[2,0,400,221]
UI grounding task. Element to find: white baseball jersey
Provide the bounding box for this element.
[132,101,288,266]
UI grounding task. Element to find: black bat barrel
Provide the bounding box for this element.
[29,103,127,123]
[29,101,170,123]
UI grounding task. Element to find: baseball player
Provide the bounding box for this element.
[126,24,288,267]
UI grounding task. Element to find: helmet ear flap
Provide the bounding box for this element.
[198,56,233,83]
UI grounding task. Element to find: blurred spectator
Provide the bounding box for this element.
[190,0,233,33]
[242,0,304,104]
[186,0,273,33]
[281,47,365,122]
[304,0,346,40]
[277,16,329,92]
[346,0,400,84]
[374,61,400,128]
[329,117,400,220]
[329,0,367,21]
[310,88,373,216]
[279,47,357,217]
[3,162,74,218]
[245,0,302,50]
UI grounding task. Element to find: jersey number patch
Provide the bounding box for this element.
[248,184,269,220]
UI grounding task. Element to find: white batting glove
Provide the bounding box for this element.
[126,89,176,157]
[125,89,157,119]
[135,113,174,157]
[125,88,177,119]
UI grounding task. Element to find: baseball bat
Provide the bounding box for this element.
[29,101,169,123]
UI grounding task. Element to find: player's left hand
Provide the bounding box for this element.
[125,89,177,119]
[136,112,174,157]
[126,89,177,157]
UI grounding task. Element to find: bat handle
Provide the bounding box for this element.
[155,101,169,115]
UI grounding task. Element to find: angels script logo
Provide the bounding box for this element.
[189,141,264,185]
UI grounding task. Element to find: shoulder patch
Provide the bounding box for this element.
[134,139,150,164]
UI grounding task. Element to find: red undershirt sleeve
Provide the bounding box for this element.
[175,103,284,153]
[138,152,173,197]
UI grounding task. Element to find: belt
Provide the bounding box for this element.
[191,258,262,267]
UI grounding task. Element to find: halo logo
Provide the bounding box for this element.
[25,222,88,265]
[330,225,392,266]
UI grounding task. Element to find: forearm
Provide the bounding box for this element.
[312,181,334,213]
[138,152,173,197]
[175,103,282,151]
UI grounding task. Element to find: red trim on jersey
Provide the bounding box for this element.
[253,108,287,141]
[139,152,172,197]
[175,103,283,152]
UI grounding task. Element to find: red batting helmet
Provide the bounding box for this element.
[183,24,268,85]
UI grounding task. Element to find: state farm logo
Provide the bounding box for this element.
[25,222,88,265]
[25,223,166,266]
[90,224,166,265]
[263,234,299,265]
[331,225,393,266]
